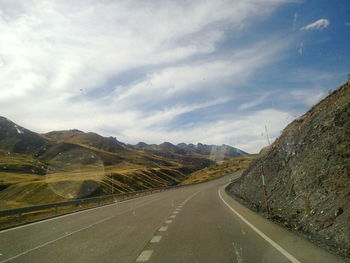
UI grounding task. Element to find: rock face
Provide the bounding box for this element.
[227,82,350,258]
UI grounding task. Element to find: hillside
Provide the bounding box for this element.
[177,142,248,158]
[0,116,46,154]
[181,155,257,185]
[131,141,248,163]
[227,81,350,258]
[44,130,126,153]
[1,118,244,209]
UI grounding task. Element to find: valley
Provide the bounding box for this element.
[0,116,248,209]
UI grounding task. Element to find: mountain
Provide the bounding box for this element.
[0,116,46,154]
[0,118,214,209]
[132,141,186,154]
[44,130,126,154]
[130,141,212,173]
[177,142,248,158]
[181,155,257,185]
[226,81,350,259]
[131,141,248,159]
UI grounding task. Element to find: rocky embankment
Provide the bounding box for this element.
[227,81,350,259]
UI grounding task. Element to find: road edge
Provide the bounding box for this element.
[218,184,301,263]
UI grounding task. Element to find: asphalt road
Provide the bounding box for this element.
[0,172,346,263]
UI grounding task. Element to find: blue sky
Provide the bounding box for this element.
[0,0,349,153]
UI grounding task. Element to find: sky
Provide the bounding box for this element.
[0,0,349,153]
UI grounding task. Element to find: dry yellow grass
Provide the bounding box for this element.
[181,155,257,185]
[0,161,187,210]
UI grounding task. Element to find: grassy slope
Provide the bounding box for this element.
[181,155,257,185]
[0,132,209,209]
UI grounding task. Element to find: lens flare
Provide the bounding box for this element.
[46,148,104,199]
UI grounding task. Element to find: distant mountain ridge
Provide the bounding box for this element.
[131,141,248,159]
[0,115,247,160]
[177,142,248,157]
[44,130,127,154]
[0,116,222,209]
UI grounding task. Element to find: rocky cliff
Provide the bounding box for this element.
[227,81,350,259]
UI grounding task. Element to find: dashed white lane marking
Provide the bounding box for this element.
[150,236,162,243]
[159,226,168,232]
[218,187,301,263]
[134,191,200,263]
[136,250,153,262]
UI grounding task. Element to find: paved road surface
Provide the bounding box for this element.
[0,172,346,263]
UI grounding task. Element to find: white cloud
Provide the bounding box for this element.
[239,94,268,110]
[112,38,288,109]
[0,0,295,153]
[114,109,293,153]
[300,18,330,31]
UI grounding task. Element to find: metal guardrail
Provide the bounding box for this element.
[0,185,175,230]
[0,171,236,230]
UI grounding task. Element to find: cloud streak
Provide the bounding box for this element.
[0,0,300,153]
[300,18,330,31]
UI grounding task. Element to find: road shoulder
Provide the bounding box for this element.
[219,185,346,263]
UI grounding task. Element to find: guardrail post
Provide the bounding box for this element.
[17,212,22,223]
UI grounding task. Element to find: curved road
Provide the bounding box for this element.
[0,172,346,263]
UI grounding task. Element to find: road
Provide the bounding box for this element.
[0,172,346,263]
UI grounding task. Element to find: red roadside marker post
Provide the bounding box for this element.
[260,166,270,214]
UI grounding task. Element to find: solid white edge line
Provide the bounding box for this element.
[0,196,164,263]
[218,187,301,263]
[0,216,113,263]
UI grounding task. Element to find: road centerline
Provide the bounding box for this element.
[150,236,162,243]
[159,226,168,232]
[136,250,153,262]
